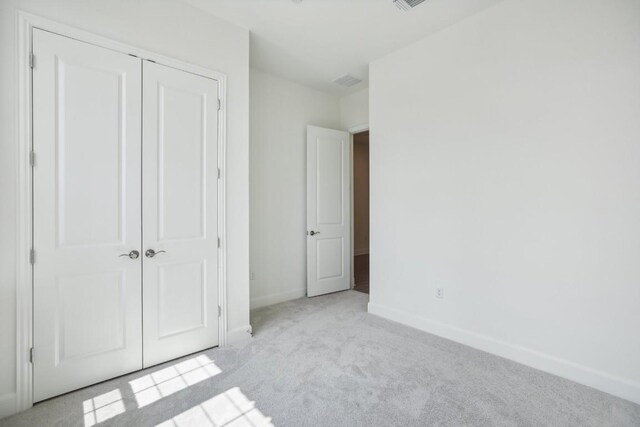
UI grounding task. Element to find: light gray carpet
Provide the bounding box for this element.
[2,290,639,427]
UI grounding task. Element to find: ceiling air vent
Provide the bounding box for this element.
[333,74,362,88]
[394,0,427,11]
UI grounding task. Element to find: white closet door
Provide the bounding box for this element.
[306,126,351,297]
[32,29,142,402]
[142,61,220,367]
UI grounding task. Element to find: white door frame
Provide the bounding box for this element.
[15,12,228,412]
[348,124,369,288]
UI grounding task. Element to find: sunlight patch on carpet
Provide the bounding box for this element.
[130,354,222,408]
[155,387,273,427]
[83,389,125,426]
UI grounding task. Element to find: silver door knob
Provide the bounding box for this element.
[119,250,140,259]
[145,249,166,258]
[309,230,320,236]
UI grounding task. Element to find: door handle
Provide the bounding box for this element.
[309,231,320,236]
[119,250,140,260]
[145,249,166,258]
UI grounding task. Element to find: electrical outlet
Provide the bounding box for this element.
[436,288,444,299]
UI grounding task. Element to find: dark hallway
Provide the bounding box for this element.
[353,254,369,294]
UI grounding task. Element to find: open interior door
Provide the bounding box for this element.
[306,125,351,297]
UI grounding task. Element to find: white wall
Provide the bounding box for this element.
[250,68,341,309]
[340,88,369,130]
[369,0,640,404]
[0,0,250,418]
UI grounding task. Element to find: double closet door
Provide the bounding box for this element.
[32,29,220,402]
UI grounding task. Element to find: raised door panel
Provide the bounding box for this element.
[316,137,345,226]
[317,238,344,281]
[56,272,127,361]
[56,60,126,247]
[157,261,207,338]
[143,61,219,367]
[157,84,206,241]
[33,29,142,402]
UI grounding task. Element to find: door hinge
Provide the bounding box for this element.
[217,237,221,248]
[30,249,35,265]
[29,347,34,364]
[217,98,221,111]
[30,151,36,167]
[218,305,221,317]
[217,168,221,180]
[29,52,34,69]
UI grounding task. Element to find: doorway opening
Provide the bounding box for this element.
[352,131,369,294]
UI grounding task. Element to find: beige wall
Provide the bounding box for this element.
[353,132,369,255]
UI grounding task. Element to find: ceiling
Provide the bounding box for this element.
[181,0,503,96]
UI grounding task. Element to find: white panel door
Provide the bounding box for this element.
[142,61,220,367]
[32,29,142,401]
[307,126,351,297]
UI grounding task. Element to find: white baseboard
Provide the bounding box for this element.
[250,288,306,310]
[354,248,369,256]
[0,392,16,419]
[226,325,252,346]
[368,302,640,405]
